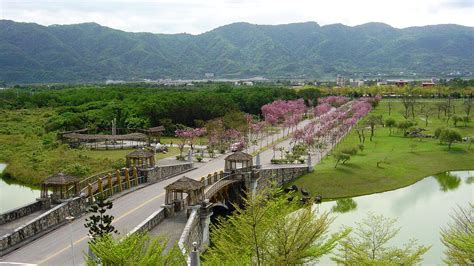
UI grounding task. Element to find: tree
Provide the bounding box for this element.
[463,98,472,116]
[355,125,366,143]
[366,115,383,141]
[418,103,435,127]
[440,203,474,265]
[86,232,185,265]
[452,115,463,127]
[385,118,396,135]
[439,129,463,150]
[332,213,430,265]
[84,195,118,242]
[334,152,351,168]
[203,187,349,265]
[397,120,415,135]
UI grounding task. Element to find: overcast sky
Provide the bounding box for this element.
[1,0,473,34]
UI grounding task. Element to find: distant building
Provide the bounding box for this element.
[377,81,388,86]
[205,73,214,78]
[349,79,364,87]
[186,83,195,86]
[242,81,254,86]
[336,75,346,87]
[422,81,435,87]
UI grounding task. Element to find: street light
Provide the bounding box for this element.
[65,216,75,266]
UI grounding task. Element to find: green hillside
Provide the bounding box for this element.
[0,20,473,83]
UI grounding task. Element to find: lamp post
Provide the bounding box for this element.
[65,216,75,266]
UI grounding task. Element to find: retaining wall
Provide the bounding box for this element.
[0,197,86,255]
[256,165,309,189]
[142,163,193,183]
[0,201,42,225]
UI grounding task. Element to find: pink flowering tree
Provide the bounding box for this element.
[175,128,194,158]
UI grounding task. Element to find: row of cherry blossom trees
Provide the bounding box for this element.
[291,96,379,161]
[173,95,380,160]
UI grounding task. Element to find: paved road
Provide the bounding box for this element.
[1,116,314,265]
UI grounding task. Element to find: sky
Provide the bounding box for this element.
[1,0,473,34]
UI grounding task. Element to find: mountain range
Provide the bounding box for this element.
[0,20,473,83]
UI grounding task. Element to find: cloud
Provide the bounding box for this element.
[442,0,474,8]
[1,0,473,34]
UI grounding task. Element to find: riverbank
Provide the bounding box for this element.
[291,100,474,199]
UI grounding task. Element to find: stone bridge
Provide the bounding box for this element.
[133,151,311,263]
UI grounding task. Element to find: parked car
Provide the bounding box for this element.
[154,143,168,153]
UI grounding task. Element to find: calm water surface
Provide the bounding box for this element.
[316,170,473,265]
[0,163,41,213]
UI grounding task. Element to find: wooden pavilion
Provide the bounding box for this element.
[126,149,155,168]
[164,176,204,207]
[41,173,79,203]
[224,151,253,172]
[143,126,165,144]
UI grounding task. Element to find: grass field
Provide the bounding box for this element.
[0,108,182,185]
[291,100,474,199]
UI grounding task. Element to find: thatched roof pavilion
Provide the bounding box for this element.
[41,173,79,202]
[224,151,253,172]
[164,176,204,206]
[126,149,155,168]
[143,126,165,144]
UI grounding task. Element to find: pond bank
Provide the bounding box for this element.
[0,163,41,213]
[316,170,473,265]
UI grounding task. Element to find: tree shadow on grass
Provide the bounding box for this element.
[446,146,467,154]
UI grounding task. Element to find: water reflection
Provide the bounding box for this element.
[0,163,41,213]
[331,198,357,213]
[316,170,473,265]
[434,172,461,192]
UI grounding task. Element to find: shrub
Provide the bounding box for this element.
[439,129,462,150]
[435,127,446,139]
[334,152,351,168]
[340,147,358,156]
[195,155,203,162]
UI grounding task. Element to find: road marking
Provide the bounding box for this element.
[36,192,165,265]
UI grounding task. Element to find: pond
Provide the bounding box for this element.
[316,170,473,265]
[0,163,41,213]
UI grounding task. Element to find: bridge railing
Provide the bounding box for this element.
[204,172,245,199]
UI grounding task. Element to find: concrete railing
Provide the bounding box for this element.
[129,208,167,235]
[0,201,42,225]
[0,196,87,255]
[178,209,201,255]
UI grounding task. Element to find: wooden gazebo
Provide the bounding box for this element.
[41,173,79,203]
[224,151,253,172]
[144,126,165,144]
[126,149,155,168]
[164,176,204,207]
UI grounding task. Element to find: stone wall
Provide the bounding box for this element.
[142,163,193,183]
[129,208,167,235]
[0,201,42,225]
[0,197,87,255]
[256,166,309,190]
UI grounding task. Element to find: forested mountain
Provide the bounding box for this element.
[0,20,473,83]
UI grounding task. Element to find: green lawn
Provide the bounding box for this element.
[0,108,183,185]
[291,100,474,199]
